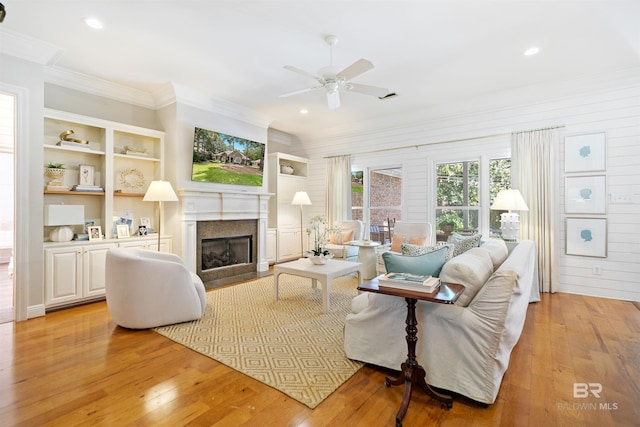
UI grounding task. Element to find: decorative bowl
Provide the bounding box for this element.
[281,165,294,175]
[307,252,334,265]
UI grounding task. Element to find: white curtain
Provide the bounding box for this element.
[325,155,352,225]
[512,128,559,293]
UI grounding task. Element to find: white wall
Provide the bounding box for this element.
[288,75,640,302]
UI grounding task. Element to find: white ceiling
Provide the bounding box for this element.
[2,1,639,138]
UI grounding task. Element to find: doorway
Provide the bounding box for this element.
[0,92,15,323]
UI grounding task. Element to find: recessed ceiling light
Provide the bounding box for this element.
[84,17,103,30]
[299,109,308,114]
[524,46,540,56]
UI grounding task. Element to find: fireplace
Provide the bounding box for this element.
[180,188,271,284]
[201,235,252,271]
[196,219,258,283]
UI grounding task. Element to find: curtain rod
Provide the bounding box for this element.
[324,124,565,159]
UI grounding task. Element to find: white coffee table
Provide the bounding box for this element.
[273,258,363,313]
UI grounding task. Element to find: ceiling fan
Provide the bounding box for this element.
[280,35,389,110]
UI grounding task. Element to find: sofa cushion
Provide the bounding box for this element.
[439,247,493,307]
[401,243,455,262]
[325,243,359,259]
[382,245,449,277]
[448,232,482,257]
[409,235,428,245]
[480,238,509,269]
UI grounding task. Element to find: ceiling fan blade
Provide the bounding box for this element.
[327,90,340,110]
[279,86,323,98]
[337,58,374,81]
[283,65,324,84]
[346,83,389,98]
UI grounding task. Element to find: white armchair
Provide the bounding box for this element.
[324,220,365,261]
[376,221,433,274]
[105,248,207,329]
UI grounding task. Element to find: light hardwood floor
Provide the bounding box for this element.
[0,291,638,426]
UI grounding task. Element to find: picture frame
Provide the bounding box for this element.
[565,175,606,214]
[566,217,607,258]
[88,225,102,241]
[79,164,95,186]
[116,224,130,239]
[140,217,151,228]
[138,225,147,236]
[564,132,606,173]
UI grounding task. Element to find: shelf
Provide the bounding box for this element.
[44,144,106,156]
[114,192,145,198]
[44,190,105,196]
[113,153,160,162]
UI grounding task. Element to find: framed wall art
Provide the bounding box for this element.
[564,132,606,172]
[79,164,95,186]
[565,217,607,258]
[565,175,606,214]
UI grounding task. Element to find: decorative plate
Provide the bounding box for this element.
[120,169,145,190]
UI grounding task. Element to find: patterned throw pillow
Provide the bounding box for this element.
[401,243,455,262]
[447,233,482,257]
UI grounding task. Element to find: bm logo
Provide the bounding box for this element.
[573,383,602,398]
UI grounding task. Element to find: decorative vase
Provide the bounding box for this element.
[45,168,67,190]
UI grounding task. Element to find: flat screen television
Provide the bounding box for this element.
[191,127,266,187]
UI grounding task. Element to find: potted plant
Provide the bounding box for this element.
[45,162,66,189]
[306,215,340,264]
[437,211,463,235]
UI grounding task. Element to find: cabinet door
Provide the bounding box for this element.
[45,247,82,307]
[83,243,114,298]
[277,228,303,262]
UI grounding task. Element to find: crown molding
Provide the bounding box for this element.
[44,66,156,109]
[0,28,64,65]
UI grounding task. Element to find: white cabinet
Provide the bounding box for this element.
[44,236,172,309]
[268,153,308,262]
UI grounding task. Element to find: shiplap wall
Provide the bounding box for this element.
[283,76,640,301]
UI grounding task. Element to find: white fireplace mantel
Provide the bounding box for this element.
[179,189,273,274]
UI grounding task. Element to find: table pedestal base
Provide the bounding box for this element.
[385,297,453,427]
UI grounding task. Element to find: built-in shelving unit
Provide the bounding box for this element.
[43,108,170,309]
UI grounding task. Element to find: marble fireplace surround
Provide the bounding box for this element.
[180,189,271,282]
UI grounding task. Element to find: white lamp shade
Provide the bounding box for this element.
[143,180,178,202]
[491,189,529,211]
[291,191,312,206]
[44,205,85,226]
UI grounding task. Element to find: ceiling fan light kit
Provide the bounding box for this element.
[281,35,390,110]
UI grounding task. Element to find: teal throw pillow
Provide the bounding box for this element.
[382,245,449,277]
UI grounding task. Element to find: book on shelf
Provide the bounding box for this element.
[125,150,148,156]
[378,272,441,293]
[71,185,104,192]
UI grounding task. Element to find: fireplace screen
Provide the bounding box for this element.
[201,235,252,271]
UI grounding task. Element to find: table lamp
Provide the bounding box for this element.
[44,204,85,242]
[490,189,529,241]
[143,180,178,251]
[291,191,312,258]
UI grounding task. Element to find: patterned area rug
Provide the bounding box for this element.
[154,274,363,409]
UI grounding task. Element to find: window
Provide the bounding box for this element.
[435,158,511,241]
[351,171,363,221]
[436,161,479,241]
[489,158,511,236]
[369,167,401,243]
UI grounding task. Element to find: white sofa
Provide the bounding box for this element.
[105,248,207,329]
[344,239,539,405]
[376,221,433,274]
[324,220,365,261]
